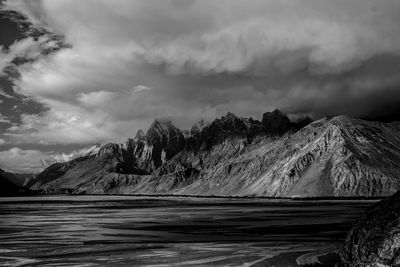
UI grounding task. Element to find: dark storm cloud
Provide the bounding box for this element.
[0,0,400,148]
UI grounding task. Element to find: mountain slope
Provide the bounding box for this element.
[162,115,400,197]
[29,113,400,197]
[0,169,28,196]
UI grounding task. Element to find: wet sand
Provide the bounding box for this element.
[0,196,376,266]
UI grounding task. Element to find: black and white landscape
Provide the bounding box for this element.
[1,0,400,266]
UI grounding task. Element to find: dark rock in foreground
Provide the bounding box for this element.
[339,191,400,266]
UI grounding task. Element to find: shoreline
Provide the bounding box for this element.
[0,192,385,201]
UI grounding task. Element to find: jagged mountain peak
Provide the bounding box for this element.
[147,119,183,142]
[269,109,285,116]
[149,118,174,128]
[262,109,288,119]
[147,119,181,139]
[196,113,257,150]
[145,118,186,168]
[207,113,248,134]
[213,112,246,126]
[197,118,207,126]
[97,143,120,157]
[223,112,238,120]
[134,129,145,139]
[262,109,291,136]
[190,119,208,136]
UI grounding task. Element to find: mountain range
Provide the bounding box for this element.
[24,110,400,198]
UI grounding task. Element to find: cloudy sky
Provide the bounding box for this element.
[0,0,400,173]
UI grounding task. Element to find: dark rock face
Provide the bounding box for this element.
[340,191,400,266]
[145,119,186,168]
[262,109,291,136]
[199,112,261,150]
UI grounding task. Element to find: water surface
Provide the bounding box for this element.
[0,196,376,266]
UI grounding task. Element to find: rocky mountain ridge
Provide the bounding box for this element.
[27,110,400,197]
